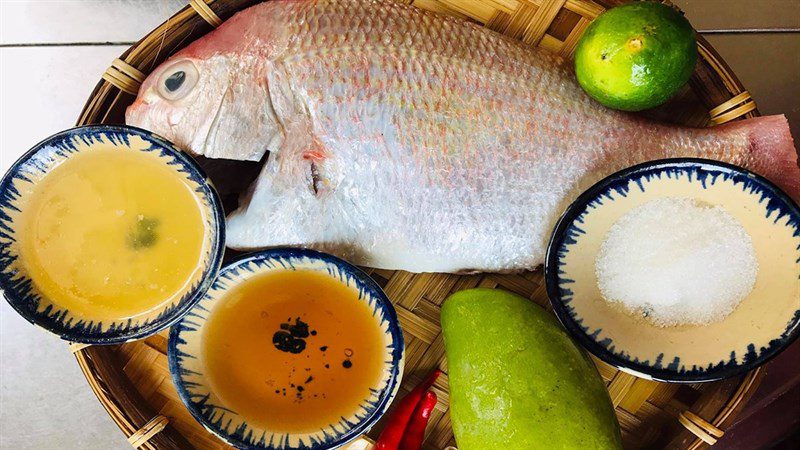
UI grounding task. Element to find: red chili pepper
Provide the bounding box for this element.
[398,390,437,450]
[375,369,442,450]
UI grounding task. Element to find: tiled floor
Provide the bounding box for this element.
[1,4,183,449]
[0,1,797,449]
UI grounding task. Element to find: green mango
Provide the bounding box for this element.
[441,288,622,450]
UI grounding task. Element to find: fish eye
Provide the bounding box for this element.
[165,71,185,92]
[156,60,199,101]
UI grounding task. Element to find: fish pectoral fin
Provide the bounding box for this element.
[292,134,333,197]
[301,136,330,162]
[266,132,284,154]
[273,115,329,159]
[266,119,334,196]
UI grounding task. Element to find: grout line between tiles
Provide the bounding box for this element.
[699,27,800,34]
[0,42,135,48]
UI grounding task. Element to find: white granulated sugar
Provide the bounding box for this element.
[595,197,758,327]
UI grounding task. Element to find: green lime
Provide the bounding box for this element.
[574,1,697,111]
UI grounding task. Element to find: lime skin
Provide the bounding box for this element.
[574,1,697,111]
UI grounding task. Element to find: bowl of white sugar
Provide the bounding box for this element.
[545,158,800,382]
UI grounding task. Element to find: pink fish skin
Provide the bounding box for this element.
[126,0,799,273]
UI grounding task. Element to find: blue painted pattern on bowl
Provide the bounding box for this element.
[0,125,225,344]
[168,248,405,450]
[545,158,800,382]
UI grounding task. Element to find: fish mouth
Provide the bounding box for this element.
[125,87,164,132]
[125,103,150,131]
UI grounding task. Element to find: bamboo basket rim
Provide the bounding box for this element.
[71,0,767,449]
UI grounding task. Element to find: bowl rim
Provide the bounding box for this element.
[168,247,405,450]
[0,124,226,345]
[544,157,800,383]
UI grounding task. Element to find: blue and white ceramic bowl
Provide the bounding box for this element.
[0,125,225,344]
[545,158,800,382]
[168,248,405,450]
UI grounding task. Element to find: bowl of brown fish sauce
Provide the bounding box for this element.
[168,248,404,449]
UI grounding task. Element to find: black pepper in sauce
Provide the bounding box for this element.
[272,317,311,354]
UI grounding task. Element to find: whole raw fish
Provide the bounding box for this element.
[127,0,799,273]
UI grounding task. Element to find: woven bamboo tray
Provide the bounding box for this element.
[71,0,767,448]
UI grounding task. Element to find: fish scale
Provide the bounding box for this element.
[127,0,799,273]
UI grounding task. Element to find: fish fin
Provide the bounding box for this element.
[263,61,298,153]
[301,137,329,161]
[720,115,799,201]
[279,120,319,157]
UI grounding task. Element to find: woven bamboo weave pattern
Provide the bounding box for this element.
[73,0,766,449]
[411,0,605,56]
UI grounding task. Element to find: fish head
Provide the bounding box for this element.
[126,53,280,161]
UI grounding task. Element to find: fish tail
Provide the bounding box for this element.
[719,114,799,201]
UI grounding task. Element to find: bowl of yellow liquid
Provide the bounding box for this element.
[169,248,404,450]
[0,125,224,344]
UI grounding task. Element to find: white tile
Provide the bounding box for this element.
[0,45,130,450]
[0,45,128,170]
[0,0,185,45]
[0,302,129,450]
